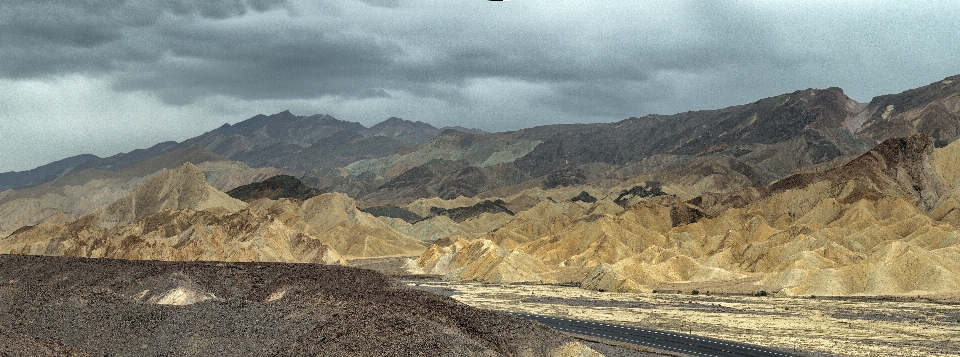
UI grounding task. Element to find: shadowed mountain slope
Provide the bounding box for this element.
[7,75,960,204]
[0,154,98,192]
[0,148,283,238]
[767,134,948,210]
[514,87,870,181]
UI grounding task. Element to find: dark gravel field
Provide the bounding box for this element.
[0,254,572,357]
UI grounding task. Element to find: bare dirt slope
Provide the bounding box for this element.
[0,254,595,357]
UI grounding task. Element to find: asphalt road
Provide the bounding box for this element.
[512,313,803,357]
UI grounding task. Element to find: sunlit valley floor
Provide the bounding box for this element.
[404,279,960,357]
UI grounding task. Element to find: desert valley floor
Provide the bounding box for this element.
[360,256,960,357]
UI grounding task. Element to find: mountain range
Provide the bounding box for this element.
[3,74,960,297]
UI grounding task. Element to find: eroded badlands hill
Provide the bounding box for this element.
[0,254,594,357]
[0,147,284,238]
[0,163,423,263]
[408,135,960,296]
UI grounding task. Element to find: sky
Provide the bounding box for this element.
[1,0,959,173]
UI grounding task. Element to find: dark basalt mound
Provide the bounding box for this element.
[361,205,423,224]
[542,167,587,189]
[0,254,570,357]
[430,199,515,222]
[227,175,325,202]
[571,191,597,203]
[614,184,667,207]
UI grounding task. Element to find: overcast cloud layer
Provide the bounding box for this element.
[1,0,959,172]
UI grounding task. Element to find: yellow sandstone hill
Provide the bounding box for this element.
[248,193,425,258]
[410,135,960,296]
[0,163,426,264]
[411,236,552,283]
[95,163,247,227]
[0,149,283,237]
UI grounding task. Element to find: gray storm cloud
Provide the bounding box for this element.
[1,0,959,172]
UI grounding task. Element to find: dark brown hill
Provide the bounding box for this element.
[695,133,950,215]
[365,159,529,202]
[226,174,325,202]
[856,75,960,144]
[769,133,947,210]
[0,254,574,357]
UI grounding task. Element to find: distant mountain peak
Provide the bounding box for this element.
[440,128,466,135]
[370,117,434,128]
[360,117,441,145]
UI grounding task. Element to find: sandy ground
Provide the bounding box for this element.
[407,281,960,357]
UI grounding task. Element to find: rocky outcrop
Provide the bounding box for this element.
[613,184,666,207]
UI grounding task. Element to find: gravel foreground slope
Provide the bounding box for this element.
[0,254,576,357]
